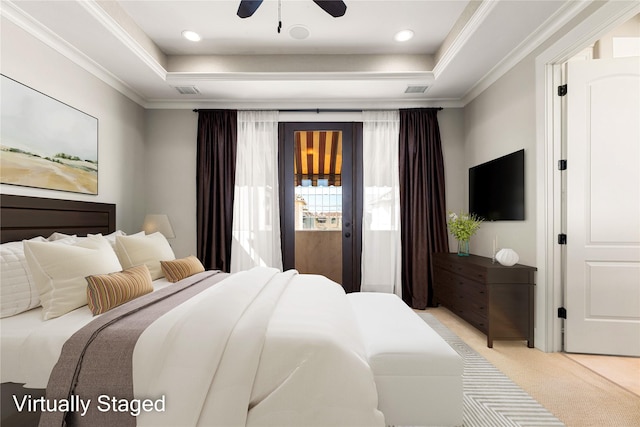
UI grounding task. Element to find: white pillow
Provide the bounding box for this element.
[115,232,175,280]
[0,237,46,318]
[88,230,127,249]
[24,235,122,320]
[47,232,77,242]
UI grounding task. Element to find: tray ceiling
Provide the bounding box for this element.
[2,0,587,108]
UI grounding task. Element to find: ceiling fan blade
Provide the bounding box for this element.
[237,0,263,18]
[312,0,347,18]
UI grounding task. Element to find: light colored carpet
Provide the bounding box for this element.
[424,307,640,427]
[419,312,564,427]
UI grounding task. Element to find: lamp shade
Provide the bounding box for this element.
[142,214,175,238]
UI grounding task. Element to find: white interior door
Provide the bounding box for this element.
[565,56,640,356]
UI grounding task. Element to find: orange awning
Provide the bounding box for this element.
[294,130,342,186]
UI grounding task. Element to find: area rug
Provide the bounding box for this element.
[418,313,565,427]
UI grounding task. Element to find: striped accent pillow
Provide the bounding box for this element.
[160,256,205,283]
[86,265,153,315]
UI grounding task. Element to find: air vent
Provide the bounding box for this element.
[405,85,429,94]
[174,86,200,95]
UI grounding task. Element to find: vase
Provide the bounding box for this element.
[496,248,519,266]
[457,239,470,256]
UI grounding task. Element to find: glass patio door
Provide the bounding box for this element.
[279,122,362,292]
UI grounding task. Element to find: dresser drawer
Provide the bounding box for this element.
[456,290,487,317]
[452,298,487,332]
[433,255,488,283]
[458,275,486,300]
[433,267,457,286]
[435,267,485,292]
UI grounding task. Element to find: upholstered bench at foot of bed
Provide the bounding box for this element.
[347,293,463,427]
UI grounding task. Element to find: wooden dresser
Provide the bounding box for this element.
[432,253,536,348]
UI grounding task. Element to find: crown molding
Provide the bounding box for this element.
[142,97,465,110]
[461,0,593,106]
[541,0,640,65]
[432,0,499,80]
[1,0,147,106]
[77,1,167,80]
[166,71,435,83]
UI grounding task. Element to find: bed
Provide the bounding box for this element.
[0,194,463,427]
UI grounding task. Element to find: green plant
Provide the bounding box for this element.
[447,211,482,241]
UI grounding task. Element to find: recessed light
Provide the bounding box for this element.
[394,29,414,42]
[289,25,310,40]
[182,30,201,42]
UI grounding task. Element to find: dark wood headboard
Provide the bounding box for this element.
[0,194,116,243]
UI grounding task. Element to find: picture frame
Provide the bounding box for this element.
[0,75,98,195]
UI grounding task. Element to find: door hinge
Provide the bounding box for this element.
[558,159,567,170]
[558,307,567,319]
[558,84,568,96]
[558,233,567,245]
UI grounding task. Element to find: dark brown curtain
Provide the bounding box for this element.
[399,108,449,309]
[196,110,237,272]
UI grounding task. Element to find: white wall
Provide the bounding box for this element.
[594,13,640,59]
[438,108,466,251]
[0,17,147,233]
[462,43,546,351]
[144,110,198,258]
[463,58,537,265]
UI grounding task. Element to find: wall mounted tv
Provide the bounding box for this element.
[469,149,525,221]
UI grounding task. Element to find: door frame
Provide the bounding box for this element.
[278,121,363,293]
[534,1,639,352]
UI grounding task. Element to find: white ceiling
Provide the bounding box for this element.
[3,0,586,109]
[119,0,466,55]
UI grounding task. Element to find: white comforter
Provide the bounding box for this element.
[5,267,385,426]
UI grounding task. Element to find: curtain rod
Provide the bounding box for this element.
[193,107,443,113]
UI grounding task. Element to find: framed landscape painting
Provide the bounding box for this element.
[1,75,98,195]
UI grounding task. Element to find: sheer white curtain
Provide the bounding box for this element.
[230,111,282,273]
[361,110,402,296]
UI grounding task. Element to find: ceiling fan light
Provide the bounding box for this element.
[182,30,202,42]
[394,29,414,42]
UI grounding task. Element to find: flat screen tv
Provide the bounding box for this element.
[469,149,525,221]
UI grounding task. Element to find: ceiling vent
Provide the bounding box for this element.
[174,86,200,95]
[405,85,429,94]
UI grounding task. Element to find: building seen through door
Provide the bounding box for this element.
[293,130,343,284]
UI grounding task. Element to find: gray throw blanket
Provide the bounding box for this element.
[39,271,228,427]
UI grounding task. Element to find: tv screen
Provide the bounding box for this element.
[469,149,524,221]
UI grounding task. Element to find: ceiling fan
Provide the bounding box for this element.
[237,0,347,19]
